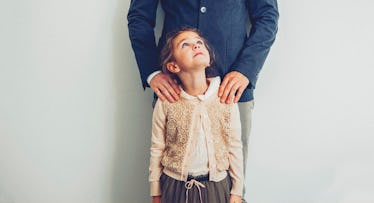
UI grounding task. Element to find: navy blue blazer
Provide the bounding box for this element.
[127,0,279,102]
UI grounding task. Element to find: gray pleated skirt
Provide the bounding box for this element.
[160,173,232,203]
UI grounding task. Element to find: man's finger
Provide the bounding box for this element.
[157,93,166,101]
[226,89,235,104]
[168,79,181,95]
[163,83,179,101]
[219,76,231,96]
[154,89,166,101]
[234,86,245,103]
[220,86,230,103]
[152,85,166,101]
[153,87,160,96]
[226,88,236,104]
[221,79,237,102]
[159,86,176,103]
[226,84,239,104]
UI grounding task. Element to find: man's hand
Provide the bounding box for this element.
[230,194,242,203]
[219,71,249,104]
[152,196,161,203]
[150,73,180,103]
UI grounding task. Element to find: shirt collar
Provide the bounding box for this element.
[179,76,221,101]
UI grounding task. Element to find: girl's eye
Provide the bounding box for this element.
[181,42,189,48]
[196,40,203,45]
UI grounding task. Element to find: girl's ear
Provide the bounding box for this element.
[166,62,180,73]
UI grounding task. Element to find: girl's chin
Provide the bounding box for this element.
[195,61,210,67]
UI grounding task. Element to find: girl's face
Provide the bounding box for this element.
[169,31,210,73]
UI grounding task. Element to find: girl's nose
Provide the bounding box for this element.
[193,43,200,50]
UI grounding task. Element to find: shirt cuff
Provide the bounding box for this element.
[230,180,244,197]
[147,71,162,85]
[150,181,162,196]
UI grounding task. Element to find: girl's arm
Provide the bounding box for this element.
[149,100,167,197]
[228,104,244,197]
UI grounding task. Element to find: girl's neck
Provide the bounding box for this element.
[179,72,209,96]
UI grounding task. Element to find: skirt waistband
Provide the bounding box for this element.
[187,173,209,182]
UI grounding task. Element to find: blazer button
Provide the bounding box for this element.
[200,6,207,13]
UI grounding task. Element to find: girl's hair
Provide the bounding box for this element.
[160,27,217,83]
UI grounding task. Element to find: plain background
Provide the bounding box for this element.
[1,0,373,202]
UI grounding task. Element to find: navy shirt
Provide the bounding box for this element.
[127,0,279,102]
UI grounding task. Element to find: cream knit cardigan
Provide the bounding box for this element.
[149,77,243,196]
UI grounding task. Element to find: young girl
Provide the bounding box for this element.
[149,28,243,203]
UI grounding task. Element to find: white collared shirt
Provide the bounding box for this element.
[179,77,221,176]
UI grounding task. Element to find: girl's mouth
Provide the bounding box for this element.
[194,52,203,57]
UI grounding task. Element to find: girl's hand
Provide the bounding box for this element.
[229,194,242,203]
[152,196,161,203]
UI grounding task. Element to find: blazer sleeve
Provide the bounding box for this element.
[231,0,279,89]
[228,103,244,196]
[127,0,161,89]
[149,99,167,196]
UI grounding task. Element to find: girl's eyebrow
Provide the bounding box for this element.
[176,37,202,47]
[175,38,187,47]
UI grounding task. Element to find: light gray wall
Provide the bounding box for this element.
[0,0,373,203]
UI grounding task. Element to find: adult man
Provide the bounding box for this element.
[127,0,278,202]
